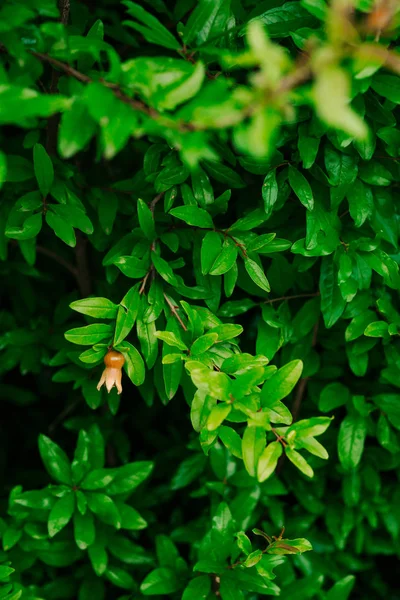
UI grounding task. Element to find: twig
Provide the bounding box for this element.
[36,245,78,278]
[291,320,319,422]
[164,293,187,331]
[75,231,92,297]
[263,291,320,304]
[48,397,81,434]
[149,192,164,214]
[45,0,71,156]
[276,321,319,474]
[139,268,153,295]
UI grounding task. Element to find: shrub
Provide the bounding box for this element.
[1,0,400,598]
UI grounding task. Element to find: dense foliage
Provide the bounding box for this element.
[1,0,400,598]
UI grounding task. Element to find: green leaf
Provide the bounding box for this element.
[219,426,243,458]
[155,330,188,351]
[2,527,22,551]
[288,166,314,210]
[206,403,232,430]
[210,241,238,276]
[170,205,213,228]
[326,576,356,600]
[201,230,222,275]
[138,198,156,240]
[244,256,270,292]
[81,468,116,490]
[65,324,113,345]
[70,297,118,319]
[248,2,316,37]
[314,66,368,139]
[319,382,349,412]
[117,341,146,386]
[86,493,121,528]
[191,332,218,355]
[0,151,7,190]
[105,566,135,590]
[46,210,76,247]
[347,179,373,227]
[261,360,303,406]
[48,492,75,537]
[319,257,346,328]
[6,212,42,240]
[87,541,108,576]
[117,502,147,530]
[182,576,211,600]
[371,74,400,103]
[171,453,207,489]
[338,415,367,470]
[183,0,232,46]
[123,1,180,50]
[285,447,314,477]
[73,510,95,550]
[257,441,282,482]
[33,143,54,197]
[203,160,245,188]
[236,531,252,555]
[39,434,72,485]
[141,567,180,595]
[262,170,278,217]
[324,146,358,186]
[106,461,153,495]
[242,426,265,477]
[364,321,389,338]
[114,284,141,346]
[58,102,96,158]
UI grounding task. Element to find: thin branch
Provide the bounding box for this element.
[276,320,319,475]
[48,397,81,434]
[263,291,320,304]
[291,320,319,422]
[35,245,78,278]
[139,268,153,295]
[45,0,71,155]
[164,293,187,331]
[74,231,92,297]
[149,192,164,214]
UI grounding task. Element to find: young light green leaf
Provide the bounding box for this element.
[242,426,265,477]
[285,447,314,477]
[261,360,303,406]
[257,441,282,482]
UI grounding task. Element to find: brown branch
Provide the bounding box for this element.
[36,245,78,278]
[276,321,319,475]
[291,320,319,422]
[74,231,92,297]
[149,192,164,214]
[164,293,187,331]
[139,267,153,295]
[263,291,320,304]
[48,396,81,434]
[45,0,71,156]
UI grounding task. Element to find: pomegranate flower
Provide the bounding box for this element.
[97,350,125,395]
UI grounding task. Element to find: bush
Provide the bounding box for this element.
[1,0,400,598]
